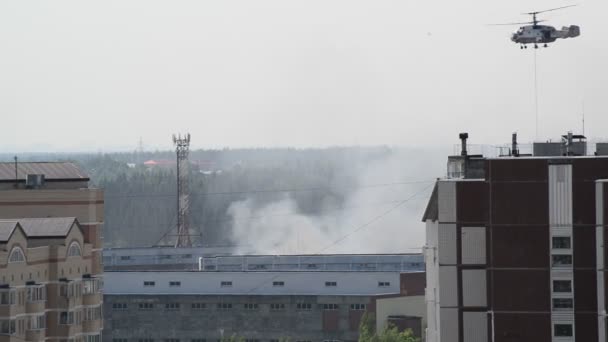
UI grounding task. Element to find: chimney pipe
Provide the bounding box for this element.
[512,133,519,157]
[13,156,18,188]
[566,131,574,155]
[459,133,469,156]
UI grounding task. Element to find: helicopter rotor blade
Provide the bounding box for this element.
[524,4,577,15]
[487,20,543,26]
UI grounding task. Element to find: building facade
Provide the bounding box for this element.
[103,254,425,342]
[0,218,103,342]
[423,133,608,342]
[0,162,104,342]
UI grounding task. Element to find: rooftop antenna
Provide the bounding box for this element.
[582,100,585,136]
[173,133,192,248]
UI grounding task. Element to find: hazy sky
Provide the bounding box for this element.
[0,0,604,152]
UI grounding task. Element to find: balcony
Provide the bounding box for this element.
[82,293,102,306]
[25,329,46,341]
[82,319,103,334]
[25,301,45,314]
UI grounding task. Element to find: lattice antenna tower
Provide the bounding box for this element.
[173,133,192,248]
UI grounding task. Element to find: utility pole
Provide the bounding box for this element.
[173,133,192,248]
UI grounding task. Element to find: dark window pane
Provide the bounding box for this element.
[552,236,571,249]
[553,280,572,293]
[552,255,572,266]
[554,324,573,337]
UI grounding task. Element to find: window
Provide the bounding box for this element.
[191,340,206,342]
[83,278,102,295]
[552,255,572,267]
[220,281,232,287]
[350,304,366,311]
[138,303,154,310]
[29,314,45,330]
[270,303,285,311]
[26,285,46,302]
[323,304,338,310]
[191,303,206,310]
[553,280,572,293]
[217,303,232,310]
[120,256,131,260]
[296,303,312,311]
[243,303,258,310]
[139,339,155,342]
[0,289,15,305]
[169,281,181,287]
[272,281,285,287]
[112,303,128,310]
[552,236,571,249]
[59,312,74,325]
[0,320,16,335]
[85,335,101,342]
[378,281,391,287]
[67,242,82,257]
[165,303,180,310]
[244,339,259,342]
[164,339,179,342]
[324,281,337,287]
[83,306,101,322]
[113,339,128,342]
[8,247,25,263]
[552,298,574,310]
[59,281,82,298]
[554,323,573,337]
[144,281,156,287]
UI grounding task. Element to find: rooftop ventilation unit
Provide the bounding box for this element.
[25,174,45,189]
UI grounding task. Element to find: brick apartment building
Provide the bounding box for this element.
[0,162,104,342]
[423,133,608,342]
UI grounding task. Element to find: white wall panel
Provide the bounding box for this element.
[104,271,404,296]
[439,308,459,342]
[549,164,572,227]
[463,311,488,342]
[462,270,487,307]
[439,266,458,307]
[462,227,486,264]
[438,224,457,265]
[438,181,456,222]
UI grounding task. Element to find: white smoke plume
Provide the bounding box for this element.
[228,148,446,254]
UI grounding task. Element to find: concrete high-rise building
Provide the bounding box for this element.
[423,133,608,342]
[0,162,104,342]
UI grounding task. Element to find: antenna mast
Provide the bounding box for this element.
[173,133,192,248]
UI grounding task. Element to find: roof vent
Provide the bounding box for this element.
[25,174,45,189]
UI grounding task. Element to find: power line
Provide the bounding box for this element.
[142,193,431,249]
[244,183,435,294]
[103,180,435,199]
[316,183,435,253]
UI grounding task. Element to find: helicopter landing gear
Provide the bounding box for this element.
[544,43,548,48]
[521,45,524,49]
[534,44,539,49]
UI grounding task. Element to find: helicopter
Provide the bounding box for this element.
[493,5,580,49]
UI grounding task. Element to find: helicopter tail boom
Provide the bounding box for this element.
[553,25,580,39]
